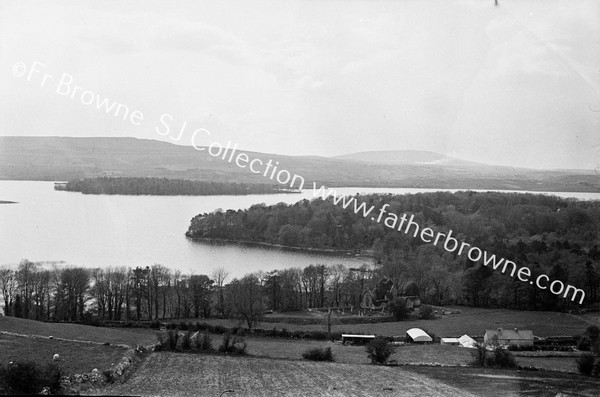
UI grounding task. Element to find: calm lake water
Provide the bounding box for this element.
[1,181,599,277]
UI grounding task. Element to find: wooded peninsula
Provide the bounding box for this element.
[54,177,296,196]
[187,191,600,311]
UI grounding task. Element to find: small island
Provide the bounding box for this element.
[0,200,17,204]
[54,177,300,196]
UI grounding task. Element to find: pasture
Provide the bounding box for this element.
[0,316,157,346]
[0,333,128,376]
[168,306,596,338]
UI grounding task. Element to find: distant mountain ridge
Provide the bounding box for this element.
[0,136,598,193]
[333,150,486,167]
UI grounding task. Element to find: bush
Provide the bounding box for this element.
[490,346,517,369]
[155,333,167,351]
[0,361,63,395]
[586,325,600,341]
[576,353,596,376]
[388,298,409,321]
[199,333,212,351]
[471,343,488,367]
[302,347,334,362]
[577,336,591,351]
[214,325,227,334]
[179,331,192,351]
[593,358,600,378]
[218,331,247,355]
[419,305,434,320]
[167,329,179,350]
[472,344,517,368]
[191,331,212,352]
[366,337,396,364]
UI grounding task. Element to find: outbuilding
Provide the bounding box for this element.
[405,328,432,343]
[484,328,534,348]
[341,334,375,345]
[458,334,477,348]
[440,338,459,346]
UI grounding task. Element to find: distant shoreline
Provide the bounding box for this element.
[0,200,17,204]
[54,177,301,196]
[186,236,374,261]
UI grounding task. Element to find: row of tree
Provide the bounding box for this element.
[0,261,389,326]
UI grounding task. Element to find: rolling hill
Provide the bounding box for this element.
[1,136,599,192]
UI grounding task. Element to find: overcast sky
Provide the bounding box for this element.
[1,0,598,169]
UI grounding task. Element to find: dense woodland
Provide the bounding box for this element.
[187,191,600,310]
[55,177,291,195]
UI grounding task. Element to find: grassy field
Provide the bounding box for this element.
[245,337,473,366]
[0,333,129,376]
[210,333,581,374]
[102,352,477,397]
[0,316,157,346]
[169,306,596,338]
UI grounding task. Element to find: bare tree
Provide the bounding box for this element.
[211,267,229,316]
[226,274,264,330]
[0,266,16,316]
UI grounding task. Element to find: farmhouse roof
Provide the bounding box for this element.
[458,334,477,348]
[406,328,432,342]
[485,328,533,340]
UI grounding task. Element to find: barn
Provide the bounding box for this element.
[484,328,534,347]
[406,328,432,343]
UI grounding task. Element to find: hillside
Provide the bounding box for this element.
[0,316,156,346]
[1,136,599,192]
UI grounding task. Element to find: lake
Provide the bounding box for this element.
[1,181,598,277]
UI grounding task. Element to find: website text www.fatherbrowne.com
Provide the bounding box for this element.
[12,60,585,305]
[311,184,585,305]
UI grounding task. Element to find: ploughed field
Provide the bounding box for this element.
[103,352,600,397]
[102,352,476,397]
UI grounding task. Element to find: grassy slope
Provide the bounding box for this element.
[0,316,157,346]
[0,316,158,377]
[103,352,477,397]
[0,333,128,375]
